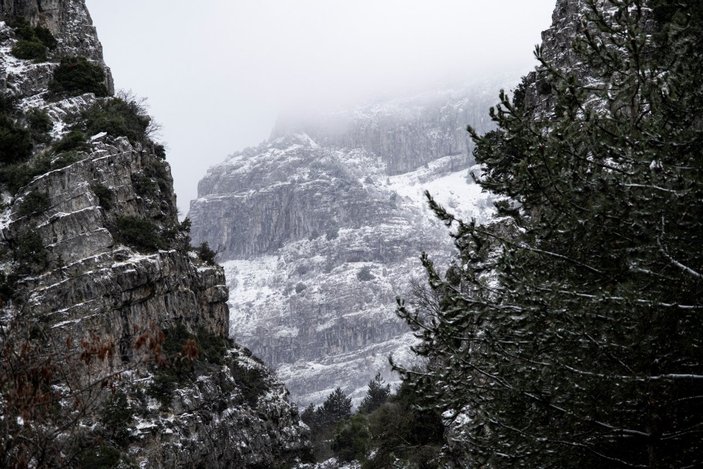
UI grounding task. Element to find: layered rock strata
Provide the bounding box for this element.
[0,1,309,466]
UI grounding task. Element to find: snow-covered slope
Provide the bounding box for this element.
[190,87,500,407]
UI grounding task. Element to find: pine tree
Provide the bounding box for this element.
[300,403,317,427]
[396,0,703,467]
[358,372,391,414]
[331,415,370,463]
[319,387,352,426]
[302,388,354,461]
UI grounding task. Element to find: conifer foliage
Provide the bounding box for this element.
[357,373,391,414]
[301,387,353,460]
[396,0,703,467]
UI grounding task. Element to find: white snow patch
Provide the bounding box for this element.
[222,256,287,338]
[386,162,497,223]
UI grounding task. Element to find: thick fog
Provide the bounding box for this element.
[85,0,556,215]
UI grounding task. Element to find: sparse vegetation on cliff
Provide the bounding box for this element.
[0,115,33,164]
[17,189,49,217]
[0,3,310,467]
[26,108,53,143]
[53,129,88,153]
[91,183,113,210]
[11,39,47,61]
[146,324,267,408]
[196,242,217,265]
[49,56,108,98]
[79,97,153,143]
[113,215,165,252]
[9,18,57,62]
[13,230,48,274]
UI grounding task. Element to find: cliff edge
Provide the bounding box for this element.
[0,1,310,467]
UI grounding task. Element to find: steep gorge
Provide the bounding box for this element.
[190,87,501,406]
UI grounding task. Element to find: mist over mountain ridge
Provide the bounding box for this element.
[189,82,502,406]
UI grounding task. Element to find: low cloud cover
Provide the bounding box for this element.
[86,0,555,214]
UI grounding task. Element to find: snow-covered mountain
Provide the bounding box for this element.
[189,85,503,407]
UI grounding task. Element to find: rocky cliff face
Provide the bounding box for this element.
[521,0,614,114]
[191,133,419,260]
[1,0,108,65]
[0,2,309,467]
[190,87,501,406]
[5,136,229,351]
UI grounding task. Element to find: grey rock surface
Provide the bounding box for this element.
[0,0,113,100]
[0,1,310,466]
[0,0,107,62]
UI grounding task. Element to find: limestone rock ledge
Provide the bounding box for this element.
[1,135,227,356]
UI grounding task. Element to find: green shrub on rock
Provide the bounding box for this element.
[0,116,33,164]
[14,230,48,275]
[0,152,81,195]
[0,272,17,305]
[0,156,50,194]
[53,130,87,153]
[9,19,57,49]
[8,18,36,41]
[131,160,170,203]
[356,266,374,282]
[33,26,57,50]
[229,360,268,407]
[0,94,18,116]
[146,324,236,408]
[131,173,158,199]
[11,39,47,61]
[51,151,81,169]
[100,391,133,447]
[80,98,151,143]
[91,183,113,210]
[153,143,166,159]
[26,108,53,143]
[76,444,122,469]
[17,190,50,217]
[143,159,170,192]
[114,215,164,253]
[196,242,217,265]
[48,57,108,98]
[8,19,56,61]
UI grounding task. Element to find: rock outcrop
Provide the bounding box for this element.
[190,87,501,406]
[520,0,616,113]
[0,1,309,467]
[9,138,226,338]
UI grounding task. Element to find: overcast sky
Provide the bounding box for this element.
[85,0,556,216]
